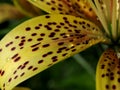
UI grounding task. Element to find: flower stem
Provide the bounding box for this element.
[73,54,95,79]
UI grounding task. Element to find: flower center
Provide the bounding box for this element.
[88,0,120,45]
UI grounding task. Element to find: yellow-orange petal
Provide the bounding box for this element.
[13,0,42,17]
[96,48,120,90]
[13,87,31,90]
[0,14,105,90]
[27,0,78,15]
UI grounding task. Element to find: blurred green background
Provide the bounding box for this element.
[0,0,103,90]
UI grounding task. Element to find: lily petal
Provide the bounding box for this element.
[13,87,31,90]
[27,0,77,15]
[13,0,42,17]
[0,14,105,90]
[96,48,120,90]
[27,0,101,27]
[70,0,97,22]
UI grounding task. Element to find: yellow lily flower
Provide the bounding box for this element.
[0,0,119,90]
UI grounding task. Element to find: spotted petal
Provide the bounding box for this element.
[13,0,42,17]
[0,14,105,90]
[96,48,120,90]
[70,0,100,25]
[27,0,98,21]
[27,0,78,15]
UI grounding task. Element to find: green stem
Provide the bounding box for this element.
[73,54,95,79]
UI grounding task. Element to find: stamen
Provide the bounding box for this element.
[88,0,110,36]
[111,0,117,40]
[118,0,120,37]
[102,0,111,23]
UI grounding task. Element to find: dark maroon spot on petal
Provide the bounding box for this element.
[52,22,57,25]
[1,71,5,76]
[31,43,40,47]
[14,57,21,62]
[106,85,109,89]
[52,59,58,62]
[118,78,120,83]
[73,20,78,24]
[0,70,2,74]
[8,78,12,82]
[51,7,56,10]
[17,65,22,69]
[54,29,60,32]
[15,36,20,39]
[49,32,56,37]
[56,25,61,28]
[21,40,26,43]
[45,15,50,18]
[3,83,5,87]
[20,47,24,49]
[112,85,116,89]
[51,0,55,3]
[62,53,67,56]
[31,33,37,36]
[19,43,24,46]
[60,22,64,25]
[20,72,25,77]
[39,24,42,26]
[11,47,16,51]
[101,74,105,77]
[52,37,59,40]
[28,38,33,42]
[58,47,67,51]
[32,47,39,51]
[110,77,114,80]
[37,38,43,41]
[33,67,38,71]
[57,50,62,53]
[63,17,67,20]
[21,65,26,70]
[11,53,19,59]
[6,41,13,47]
[42,54,47,57]
[40,33,45,36]
[21,36,25,39]
[101,65,105,69]
[42,44,50,47]
[60,33,66,36]
[14,75,18,79]
[25,27,31,31]
[46,2,51,5]
[28,66,33,70]
[72,49,76,52]
[13,70,17,74]
[58,42,64,46]
[35,26,40,30]
[38,60,44,64]
[47,51,53,55]
[52,56,57,59]
[0,48,2,52]
[48,63,53,66]
[24,61,29,66]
